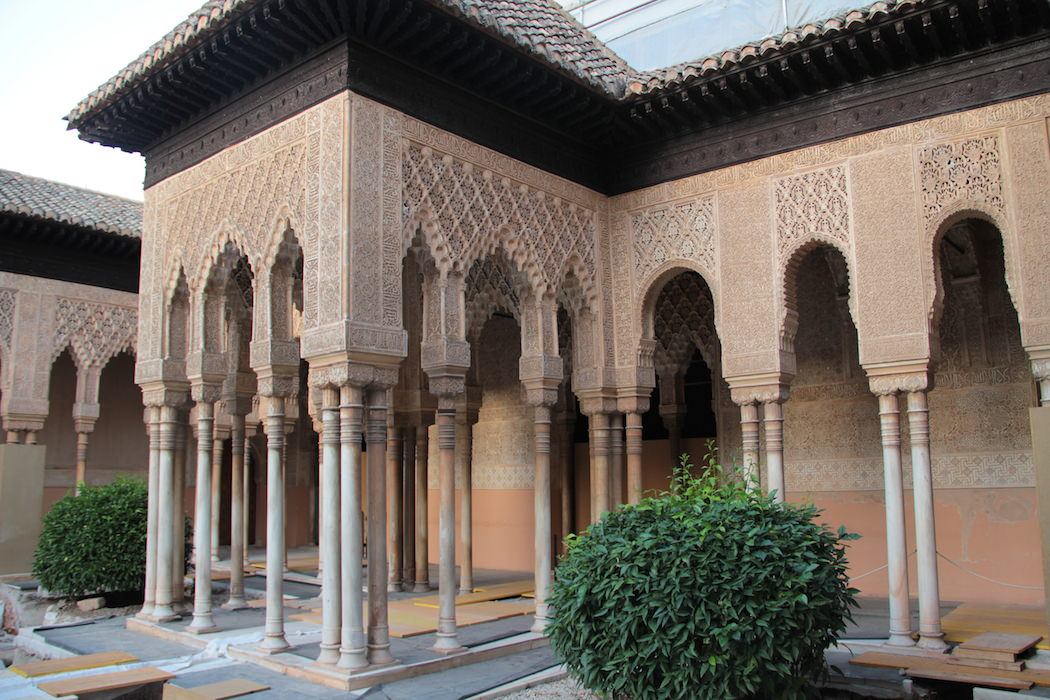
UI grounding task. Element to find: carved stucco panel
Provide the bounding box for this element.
[631,194,716,298]
[850,147,929,365]
[919,134,1004,225]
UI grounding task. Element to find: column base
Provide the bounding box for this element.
[387,581,403,593]
[136,606,155,620]
[413,581,431,592]
[186,615,220,635]
[917,634,948,652]
[257,635,291,654]
[530,616,549,634]
[458,587,474,595]
[432,629,464,655]
[147,605,180,623]
[367,646,396,666]
[316,645,341,665]
[222,598,249,611]
[337,649,369,672]
[885,632,917,648]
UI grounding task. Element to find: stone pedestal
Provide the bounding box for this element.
[0,444,45,575]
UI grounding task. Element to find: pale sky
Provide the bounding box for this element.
[0,1,202,201]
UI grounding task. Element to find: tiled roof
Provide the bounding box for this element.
[0,169,143,238]
[628,0,924,95]
[67,0,926,126]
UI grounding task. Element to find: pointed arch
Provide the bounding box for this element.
[778,236,857,357]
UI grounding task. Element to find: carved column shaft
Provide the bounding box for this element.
[172,415,187,608]
[153,405,179,621]
[318,387,342,665]
[414,427,430,592]
[225,412,247,610]
[386,415,403,592]
[74,431,90,495]
[763,400,785,502]
[877,392,914,647]
[402,426,417,588]
[259,397,289,651]
[609,413,624,506]
[433,402,463,653]
[366,389,395,665]
[210,435,223,562]
[532,405,553,632]
[559,414,576,541]
[338,385,367,671]
[189,399,219,633]
[739,403,760,487]
[138,408,160,620]
[457,411,474,595]
[625,412,644,505]
[590,412,611,521]
[907,390,946,650]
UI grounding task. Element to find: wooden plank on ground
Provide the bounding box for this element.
[946,655,1024,672]
[942,604,1050,650]
[904,668,1032,690]
[850,651,1050,687]
[957,632,1042,656]
[9,651,139,678]
[37,666,174,697]
[954,647,1022,663]
[164,678,269,700]
[411,580,533,608]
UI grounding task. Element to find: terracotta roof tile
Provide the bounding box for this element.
[0,169,143,238]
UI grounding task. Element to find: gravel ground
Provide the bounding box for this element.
[502,677,598,699]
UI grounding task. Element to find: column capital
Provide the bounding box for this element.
[190,381,224,404]
[863,361,930,396]
[309,359,400,392]
[578,393,617,417]
[729,383,790,406]
[1030,356,1050,382]
[141,381,190,409]
[519,353,563,409]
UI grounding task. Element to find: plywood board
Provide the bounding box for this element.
[946,655,1024,672]
[851,651,1050,687]
[9,651,138,678]
[958,632,1042,655]
[37,666,174,697]
[164,678,269,700]
[411,580,533,608]
[942,604,1050,650]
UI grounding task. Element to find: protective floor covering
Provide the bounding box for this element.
[38,617,197,661]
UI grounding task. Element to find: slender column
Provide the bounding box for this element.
[172,415,187,610]
[739,403,760,487]
[532,405,553,632]
[211,434,223,562]
[225,413,248,610]
[457,411,474,595]
[609,414,624,506]
[414,427,430,592]
[559,413,575,543]
[188,399,219,633]
[907,390,946,650]
[665,413,683,464]
[433,401,463,652]
[877,392,914,647]
[317,387,342,664]
[153,406,179,621]
[74,431,90,495]
[243,428,253,567]
[338,385,368,671]
[258,396,290,652]
[625,412,643,505]
[138,408,160,620]
[315,420,323,576]
[402,427,417,587]
[763,400,785,502]
[386,415,403,592]
[366,389,395,665]
[590,412,611,521]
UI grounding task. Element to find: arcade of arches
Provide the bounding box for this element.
[2,91,1049,665]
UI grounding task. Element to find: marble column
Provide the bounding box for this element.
[153,405,179,622]
[318,387,342,665]
[414,427,430,592]
[558,412,576,541]
[172,414,188,611]
[762,399,785,502]
[210,431,225,563]
[875,390,913,647]
[663,410,684,465]
[138,407,160,620]
[73,429,91,495]
[907,390,946,650]
[242,426,254,567]
[386,414,403,593]
[433,400,463,653]
[531,404,553,632]
[224,412,248,610]
[314,417,324,576]
[188,398,219,633]
[258,395,290,652]
[338,385,368,671]
[366,388,395,665]
[457,409,474,595]
[402,426,417,588]
[625,411,644,505]
[589,412,611,521]
[738,402,760,487]
[609,413,624,506]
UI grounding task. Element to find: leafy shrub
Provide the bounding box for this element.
[547,453,859,700]
[33,477,188,598]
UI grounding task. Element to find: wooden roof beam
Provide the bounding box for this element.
[977,0,1000,43]
[845,36,873,76]
[921,12,945,57]
[280,0,329,44]
[799,51,828,91]
[868,28,897,70]
[375,0,415,43]
[754,65,786,102]
[366,0,391,37]
[894,21,920,64]
[776,57,806,97]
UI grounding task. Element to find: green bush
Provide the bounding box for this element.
[547,453,859,700]
[33,477,188,598]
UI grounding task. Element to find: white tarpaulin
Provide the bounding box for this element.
[561,0,857,70]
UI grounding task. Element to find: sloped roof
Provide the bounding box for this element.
[0,169,143,238]
[628,0,923,95]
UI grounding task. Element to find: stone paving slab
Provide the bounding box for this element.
[38,617,196,661]
[362,646,557,700]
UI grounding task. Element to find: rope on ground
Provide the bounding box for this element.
[936,550,1043,591]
